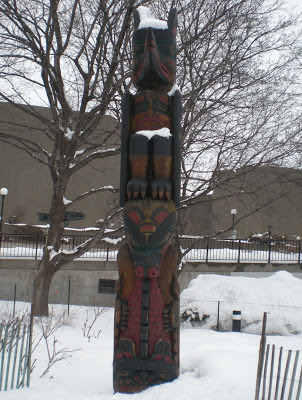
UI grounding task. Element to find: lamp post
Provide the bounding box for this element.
[268,224,272,263]
[230,208,237,239]
[0,187,8,250]
[268,224,272,239]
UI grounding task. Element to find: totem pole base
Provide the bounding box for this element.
[113,358,178,393]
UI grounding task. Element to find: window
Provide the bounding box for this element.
[98,279,116,294]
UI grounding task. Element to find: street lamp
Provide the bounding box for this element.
[230,208,237,239]
[0,187,8,235]
[268,224,272,239]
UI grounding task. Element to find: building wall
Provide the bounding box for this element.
[211,166,302,238]
[0,102,120,230]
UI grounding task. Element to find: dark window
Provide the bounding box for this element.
[98,279,115,294]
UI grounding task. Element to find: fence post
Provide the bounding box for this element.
[274,347,283,400]
[288,350,299,400]
[268,344,275,400]
[10,324,20,390]
[0,325,9,390]
[261,344,270,399]
[67,279,71,315]
[298,241,301,265]
[254,312,267,400]
[13,284,17,318]
[206,238,209,263]
[106,247,109,261]
[280,350,292,400]
[16,325,26,389]
[34,235,39,260]
[4,324,15,391]
[217,301,220,332]
[26,315,33,388]
[237,240,241,264]
[268,238,271,263]
[296,365,302,400]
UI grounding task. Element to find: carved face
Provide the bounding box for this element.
[124,199,176,249]
[131,91,172,132]
[132,28,176,90]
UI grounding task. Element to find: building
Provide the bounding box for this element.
[186,166,302,239]
[0,101,120,231]
[1,102,302,238]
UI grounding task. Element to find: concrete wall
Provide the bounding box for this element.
[1,258,301,306]
[0,258,119,307]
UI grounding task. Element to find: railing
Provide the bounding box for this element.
[0,234,301,264]
[0,233,119,261]
[180,236,302,264]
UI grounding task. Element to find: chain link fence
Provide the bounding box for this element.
[180,299,302,336]
[0,280,301,336]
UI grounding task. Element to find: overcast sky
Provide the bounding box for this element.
[286,0,302,11]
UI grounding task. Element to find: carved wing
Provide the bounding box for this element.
[172,89,182,208]
[120,90,131,206]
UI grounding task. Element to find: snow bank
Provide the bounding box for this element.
[180,272,302,335]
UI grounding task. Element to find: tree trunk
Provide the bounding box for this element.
[31,262,56,317]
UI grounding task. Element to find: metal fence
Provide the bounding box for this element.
[180,299,302,336]
[0,320,32,391]
[255,314,302,400]
[180,237,302,264]
[0,233,302,263]
[0,233,118,260]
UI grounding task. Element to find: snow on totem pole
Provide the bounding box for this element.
[113,6,182,393]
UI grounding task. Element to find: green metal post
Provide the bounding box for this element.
[4,324,15,391]
[0,324,9,391]
[10,324,20,390]
[21,325,30,387]
[16,324,26,388]
[26,317,33,388]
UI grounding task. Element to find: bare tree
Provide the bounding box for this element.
[0,0,301,315]
[148,0,302,234]
[0,0,138,316]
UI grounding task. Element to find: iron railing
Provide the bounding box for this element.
[0,233,301,263]
[0,233,118,261]
[180,236,302,264]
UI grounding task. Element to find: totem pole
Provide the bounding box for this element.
[113,7,182,393]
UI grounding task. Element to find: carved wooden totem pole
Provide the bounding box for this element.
[113,7,182,393]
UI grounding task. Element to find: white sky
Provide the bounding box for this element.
[286,0,302,11]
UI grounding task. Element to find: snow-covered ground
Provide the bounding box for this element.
[181,272,302,335]
[1,272,302,399]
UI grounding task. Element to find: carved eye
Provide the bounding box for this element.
[128,210,141,225]
[133,96,149,114]
[154,210,169,225]
[152,98,170,114]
